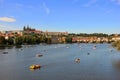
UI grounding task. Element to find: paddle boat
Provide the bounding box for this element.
[36,54,43,57]
[3,51,8,54]
[75,58,80,63]
[87,52,90,55]
[29,64,41,69]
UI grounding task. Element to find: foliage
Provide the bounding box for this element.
[66,36,72,43]
[15,36,23,45]
[0,36,6,44]
[7,37,14,45]
[45,37,51,44]
[112,40,120,50]
[69,33,109,37]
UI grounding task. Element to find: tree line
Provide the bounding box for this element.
[0,35,51,45]
[69,33,111,37]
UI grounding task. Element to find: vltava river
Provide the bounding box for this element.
[0,43,120,80]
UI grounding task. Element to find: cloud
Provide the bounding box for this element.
[0,17,16,22]
[111,0,120,5]
[83,0,98,7]
[42,2,50,15]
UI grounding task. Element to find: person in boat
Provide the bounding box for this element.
[75,58,80,63]
[36,54,43,57]
[87,52,90,55]
[3,51,8,54]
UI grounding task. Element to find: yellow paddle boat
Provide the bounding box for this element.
[29,64,41,69]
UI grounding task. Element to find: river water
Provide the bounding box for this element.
[0,43,120,80]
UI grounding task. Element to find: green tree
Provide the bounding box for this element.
[66,36,72,43]
[45,37,51,44]
[112,40,120,50]
[35,37,40,44]
[0,36,6,44]
[31,36,37,44]
[7,37,14,45]
[15,36,23,45]
[40,35,46,43]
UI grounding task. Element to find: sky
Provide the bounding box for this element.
[0,0,120,34]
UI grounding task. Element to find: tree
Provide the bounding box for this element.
[0,36,6,44]
[15,36,23,45]
[31,37,37,44]
[45,37,51,44]
[112,40,120,50]
[35,37,40,44]
[66,36,72,43]
[7,37,14,45]
[40,35,46,43]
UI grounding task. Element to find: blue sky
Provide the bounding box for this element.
[0,0,120,34]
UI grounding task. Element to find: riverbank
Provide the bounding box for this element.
[112,40,120,50]
[0,44,22,48]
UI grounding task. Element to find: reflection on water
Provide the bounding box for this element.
[0,46,6,49]
[0,43,120,80]
[15,45,22,48]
